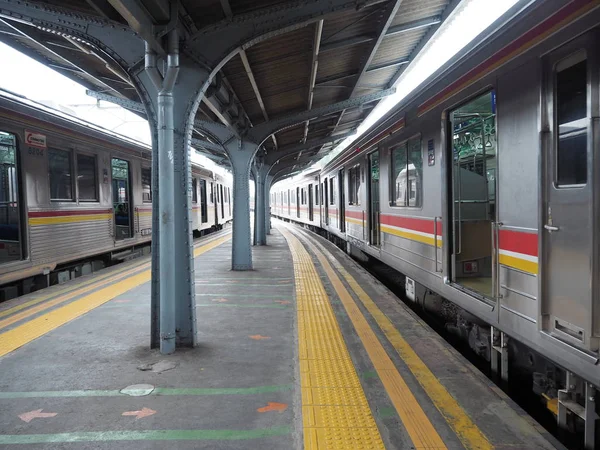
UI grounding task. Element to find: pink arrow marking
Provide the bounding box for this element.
[18,409,57,423]
[212,298,229,303]
[122,407,156,420]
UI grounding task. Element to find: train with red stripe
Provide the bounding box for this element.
[272,0,600,435]
[0,89,232,299]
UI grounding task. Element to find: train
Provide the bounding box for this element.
[272,0,600,437]
[0,88,232,299]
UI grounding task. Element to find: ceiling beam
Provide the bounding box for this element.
[386,0,460,88]
[106,0,168,54]
[84,0,122,22]
[366,57,409,73]
[265,130,356,165]
[319,15,442,53]
[248,88,395,144]
[334,0,405,132]
[386,16,442,36]
[302,19,323,144]
[1,19,123,96]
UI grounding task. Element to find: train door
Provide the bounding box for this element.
[368,151,380,246]
[541,36,598,349]
[448,91,497,299]
[338,169,345,232]
[220,184,224,219]
[111,158,133,240]
[324,179,329,225]
[0,131,24,263]
[200,179,208,223]
[308,184,314,221]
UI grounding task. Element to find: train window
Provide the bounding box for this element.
[555,54,587,186]
[315,185,319,205]
[348,165,360,205]
[329,178,335,205]
[76,154,98,201]
[141,167,151,202]
[390,137,422,207]
[48,148,73,201]
[192,178,198,203]
[210,182,214,203]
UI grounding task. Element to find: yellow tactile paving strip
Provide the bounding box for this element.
[281,228,384,450]
[316,237,493,450]
[285,226,447,450]
[0,234,231,358]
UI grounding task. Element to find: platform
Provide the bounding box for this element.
[0,224,562,449]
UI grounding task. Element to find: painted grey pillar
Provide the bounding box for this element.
[145,32,179,354]
[226,141,258,270]
[265,174,274,235]
[145,32,199,352]
[254,173,266,246]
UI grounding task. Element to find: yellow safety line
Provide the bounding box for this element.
[299,228,493,450]
[0,234,231,358]
[286,226,447,450]
[0,231,231,321]
[0,264,147,330]
[280,228,384,450]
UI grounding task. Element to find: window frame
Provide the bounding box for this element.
[141,166,152,203]
[347,164,361,206]
[48,147,74,202]
[329,177,335,205]
[75,152,99,202]
[553,49,589,189]
[192,177,198,203]
[389,134,423,209]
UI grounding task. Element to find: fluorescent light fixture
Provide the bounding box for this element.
[316,0,520,168]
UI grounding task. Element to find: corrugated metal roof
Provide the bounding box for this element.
[0,0,453,172]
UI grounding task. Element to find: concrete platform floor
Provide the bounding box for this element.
[0,224,562,449]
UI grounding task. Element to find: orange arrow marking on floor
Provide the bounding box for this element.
[212,298,229,303]
[121,407,156,420]
[249,335,271,340]
[18,409,57,423]
[274,300,291,305]
[257,402,288,413]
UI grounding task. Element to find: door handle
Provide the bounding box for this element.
[544,224,559,232]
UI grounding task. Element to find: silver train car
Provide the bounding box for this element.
[273,0,600,435]
[0,89,232,296]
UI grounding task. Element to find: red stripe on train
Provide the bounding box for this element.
[28,209,112,218]
[418,0,596,114]
[380,215,442,235]
[499,230,538,257]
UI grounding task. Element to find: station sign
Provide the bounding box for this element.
[25,131,47,149]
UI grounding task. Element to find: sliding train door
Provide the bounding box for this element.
[0,131,24,262]
[448,91,498,299]
[111,158,133,240]
[541,34,598,351]
[368,151,380,246]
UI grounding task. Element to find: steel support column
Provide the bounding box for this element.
[143,34,210,352]
[226,140,257,270]
[265,174,273,235]
[253,162,270,246]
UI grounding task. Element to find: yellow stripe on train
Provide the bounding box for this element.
[29,214,113,226]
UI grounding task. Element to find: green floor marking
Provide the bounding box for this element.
[0,427,292,444]
[0,384,292,399]
[377,407,397,419]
